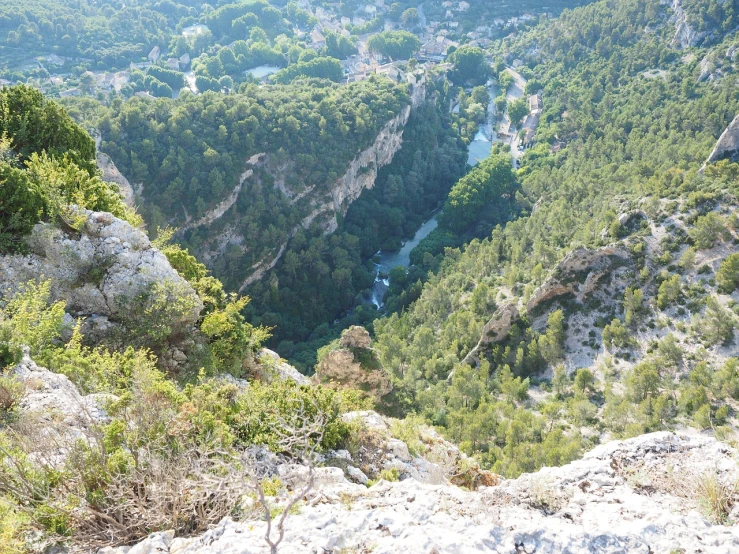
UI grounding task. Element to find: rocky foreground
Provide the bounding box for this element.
[111,431,739,554]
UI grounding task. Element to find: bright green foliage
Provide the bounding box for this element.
[367,31,421,60]
[657,274,681,310]
[0,86,135,252]
[271,57,343,84]
[0,162,46,253]
[695,296,736,346]
[0,86,95,174]
[201,295,271,375]
[573,368,595,394]
[716,253,739,293]
[689,212,727,249]
[439,154,516,233]
[448,46,490,84]
[37,324,151,395]
[0,280,65,367]
[602,319,634,349]
[0,495,28,553]
[507,98,529,126]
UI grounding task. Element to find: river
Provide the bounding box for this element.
[370,215,439,308]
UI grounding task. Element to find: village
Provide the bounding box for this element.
[1,0,546,159]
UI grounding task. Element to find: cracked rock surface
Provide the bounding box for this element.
[115,432,739,554]
[0,210,202,342]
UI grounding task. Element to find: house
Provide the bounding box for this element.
[46,54,65,66]
[529,93,542,115]
[457,1,470,12]
[418,36,456,62]
[512,59,523,68]
[148,46,161,63]
[310,28,326,48]
[167,58,180,71]
[341,17,351,26]
[179,53,191,68]
[363,4,377,16]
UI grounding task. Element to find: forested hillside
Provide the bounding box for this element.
[371,0,739,476]
[96,76,409,287]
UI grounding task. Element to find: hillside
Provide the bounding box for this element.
[371,0,739,476]
[2,0,739,552]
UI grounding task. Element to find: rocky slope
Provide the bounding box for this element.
[114,431,739,554]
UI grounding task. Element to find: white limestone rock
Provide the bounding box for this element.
[117,431,739,554]
[0,209,202,343]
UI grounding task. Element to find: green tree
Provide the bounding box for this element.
[717,253,739,293]
[448,46,489,84]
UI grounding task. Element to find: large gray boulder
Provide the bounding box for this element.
[0,210,202,344]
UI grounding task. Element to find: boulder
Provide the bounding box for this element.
[0,210,202,346]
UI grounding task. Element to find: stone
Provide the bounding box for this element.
[339,326,372,349]
[0,209,202,346]
[122,432,739,554]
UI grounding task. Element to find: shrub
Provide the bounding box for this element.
[717,253,739,293]
[0,162,46,253]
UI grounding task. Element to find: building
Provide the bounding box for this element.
[529,93,542,115]
[418,36,456,62]
[179,53,191,68]
[148,46,161,63]
[458,1,470,12]
[166,58,179,71]
[310,28,326,48]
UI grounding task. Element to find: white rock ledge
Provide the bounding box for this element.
[114,431,739,554]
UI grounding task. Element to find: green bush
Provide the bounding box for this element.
[717,253,739,293]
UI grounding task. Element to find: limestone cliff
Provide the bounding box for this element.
[704,113,739,168]
[0,209,203,347]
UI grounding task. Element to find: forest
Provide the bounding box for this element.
[368,0,739,475]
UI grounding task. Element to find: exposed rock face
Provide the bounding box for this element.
[704,113,739,167]
[335,410,497,488]
[121,431,739,554]
[237,77,428,291]
[527,245,632,314]
[464,245,632,365]
[97,152,135,208]
[13,350,113,439]
[0,210,202,344]
[250,348,310,385]
[671,0,707,49]
[339,325,373,349]
[315,327,392,400]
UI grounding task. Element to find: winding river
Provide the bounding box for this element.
[368,82,500,308]
[370,215,439,308]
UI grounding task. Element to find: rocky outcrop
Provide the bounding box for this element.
[703,113,739,168]
[464,245,632,365]
[671,0,707,49]
[13,350,114,441]
[526,244,632,314]
[0,210,202,344]
[120,431,739,553]
[315,327,392,401]
[179,152,266,233]
[97,152,135,208]
[249,348,310,385]
[238,77,428,291]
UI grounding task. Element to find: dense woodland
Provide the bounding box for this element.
[1,3,739,546]
[371,0,739,475]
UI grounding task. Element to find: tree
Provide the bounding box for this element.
[494,95,507,113]
[508,98,529,126]
[717,253,739,293]
[367,31,420,60]
[439,154,516,233]
[448,46,489,84]
[400,8,419,29]
[697,296,736,346]
[471,86,491,107]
